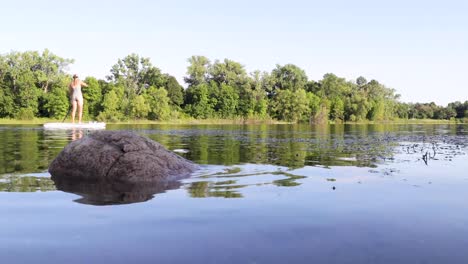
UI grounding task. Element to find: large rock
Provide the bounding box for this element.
[49,131,198,183]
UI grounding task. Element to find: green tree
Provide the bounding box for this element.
[270,89,309,122]
[164,75,184,107]
[356,76,368,87]
[395,102,410,119]
[130,95,150,119]
[141,66,165,88]
[345,91,369,121]
[145,86,171,120]
[320,73,351,98]
[32,49,74,93]
[0,50,72,119]
[184,56,210,87]
[330,97,345,121]
[184,83,215,119]
[248,71,271,118]
[368,100,385,121]
[108,54,161,99]
[83,77,102,118]
[97,90,123,121]
[270,64,308,96]
[42,91,68,119]
[306,92,321,118]
[209,59,247,87]
[216,84,239,118]
[4,52,40,118]
[0,83,14,117]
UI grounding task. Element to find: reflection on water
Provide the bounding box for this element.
[187,167,309,199]
[1,124,468,263]
[187,181,246,198]
[0,173,54,192]
[53,177,183,205]
[1,124,466,175]
[0,124,466,205]
[0,166,316,203]
[71,128,84,141]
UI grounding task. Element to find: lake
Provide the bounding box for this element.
[1,124,467,264]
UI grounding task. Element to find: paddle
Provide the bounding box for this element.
[62,107,71,123]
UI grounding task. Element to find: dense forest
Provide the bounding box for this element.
[0,50,467,123]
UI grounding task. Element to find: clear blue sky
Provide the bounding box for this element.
[1,0,467,105]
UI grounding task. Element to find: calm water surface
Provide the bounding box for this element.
[0,124,467,263]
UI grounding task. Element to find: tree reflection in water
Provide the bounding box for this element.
[0,123,466,205]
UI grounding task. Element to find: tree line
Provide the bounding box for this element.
[0,50,466,122]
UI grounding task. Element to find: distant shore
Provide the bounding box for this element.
[0,118,465,125]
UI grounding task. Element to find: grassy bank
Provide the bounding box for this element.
[343,118,466,125]
[0,118,58,125]
[0,118,466,125]
[0,117,289,125]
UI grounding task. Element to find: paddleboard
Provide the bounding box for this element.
[43,122,106,130]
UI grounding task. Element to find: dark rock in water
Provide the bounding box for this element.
[49,131,198,183]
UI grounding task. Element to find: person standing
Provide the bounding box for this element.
[69,74,88,123]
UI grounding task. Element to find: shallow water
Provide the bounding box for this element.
[1,124,467,263]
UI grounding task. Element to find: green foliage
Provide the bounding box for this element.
[37,77,70,119]
[311,100,330,124]
[130,95,150,119]
[97,90,123,121]
[271,89,309,122]
[164,75,184,106]
[210,59,247,87]
[83,77,102,118]
[307,92,321,118]
[356,76,368,86]
[0,50,73,119]
[97,83,125,121]
[184,83,215,119]
[141,66,165,88]
[42,88,69,119]
[216,84,239,118]
[108,53,162,97]
[0,83,14,117]
[253,98,268,118]
[368,100,385,121]
[15,108,35,120]
[448,101,468,118]
[305,80,321,94]
[32,49,74,93]
[145,86,171,120]
[270,64,308,97]
[184,56,210,86]
[248,71,271,118]
[405,101,468,120]
[395,103,410,119]
[320,73,351,98]
[346,92,370,121]
[1,50,465,123]
[330,97,345,121]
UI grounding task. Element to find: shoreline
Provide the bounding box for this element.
[0,118,465,125]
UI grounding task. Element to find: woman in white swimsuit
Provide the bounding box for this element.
[69,74,88,123]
